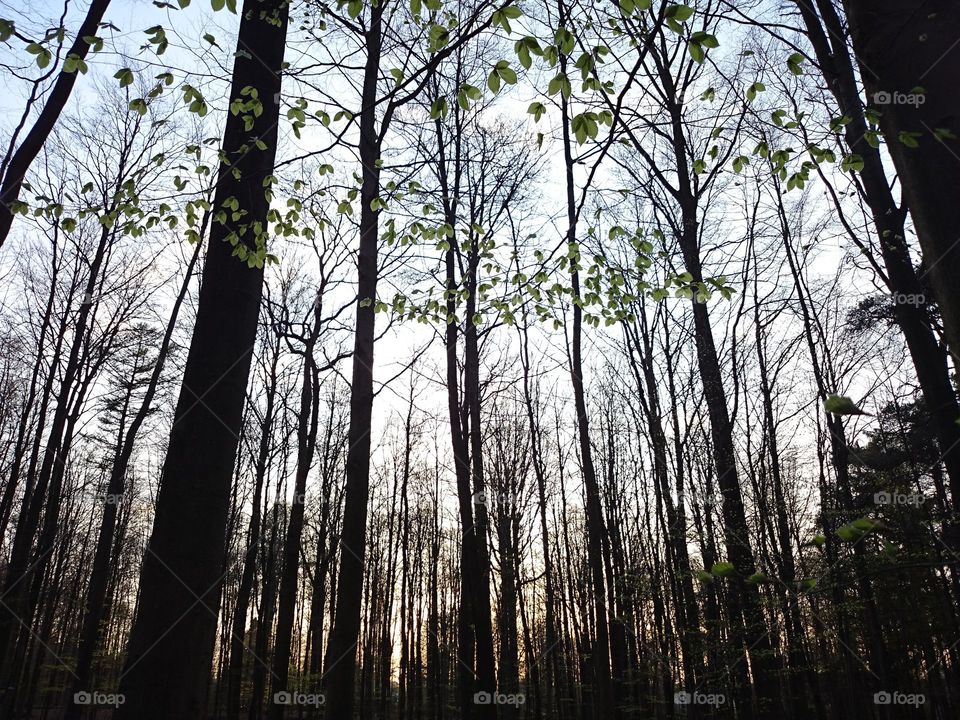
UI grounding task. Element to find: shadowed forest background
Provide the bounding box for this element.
[0,0,959,718]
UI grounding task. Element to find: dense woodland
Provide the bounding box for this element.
[0,0,959,718]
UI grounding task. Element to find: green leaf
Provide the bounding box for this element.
[63,53,88,74]
[83,35,104,52]
[128,98,148,115]
[852,517,880,532]
[547,73,571,98]
[666,4,694,21]
[746,82,765,102]
[840,154,864,173]
[824,394,868,415]
[0,18,15,42]
[688,40,704,64]
[787,52,805,75]
[710,561,736,578]
[898,130,922,148]
[115,68,135,87]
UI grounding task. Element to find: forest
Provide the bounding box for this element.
[0,0,958,718]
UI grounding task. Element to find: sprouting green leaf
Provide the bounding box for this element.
[0,18,15,42]
[128,98,149,116]
[898,130,922,148]
[83,35,104,52]
[710,561,736,578]
[840,154,864,173]
[746,81,765,102]
[824,394,869,415]
[115,67,135,87]
[547,72,571,98]
[787,52,805,75]
[63,53,88,74]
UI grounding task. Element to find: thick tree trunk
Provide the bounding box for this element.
[842,0,960,362]
[115,2,288,716]
[796,0,960,514]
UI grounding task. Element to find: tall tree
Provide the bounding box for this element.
[842,0,960,362]
[114,1,289,716]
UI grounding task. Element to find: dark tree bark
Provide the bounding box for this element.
[114,2,289,716]
[558,19,614,712]
[268,301,322,719]
[321,6,383,715]
[842,0,960,362]
[795,0,960,515]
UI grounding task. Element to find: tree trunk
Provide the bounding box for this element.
[842,0,960,362]
[321,6,382,715]
[115,2,288,716]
